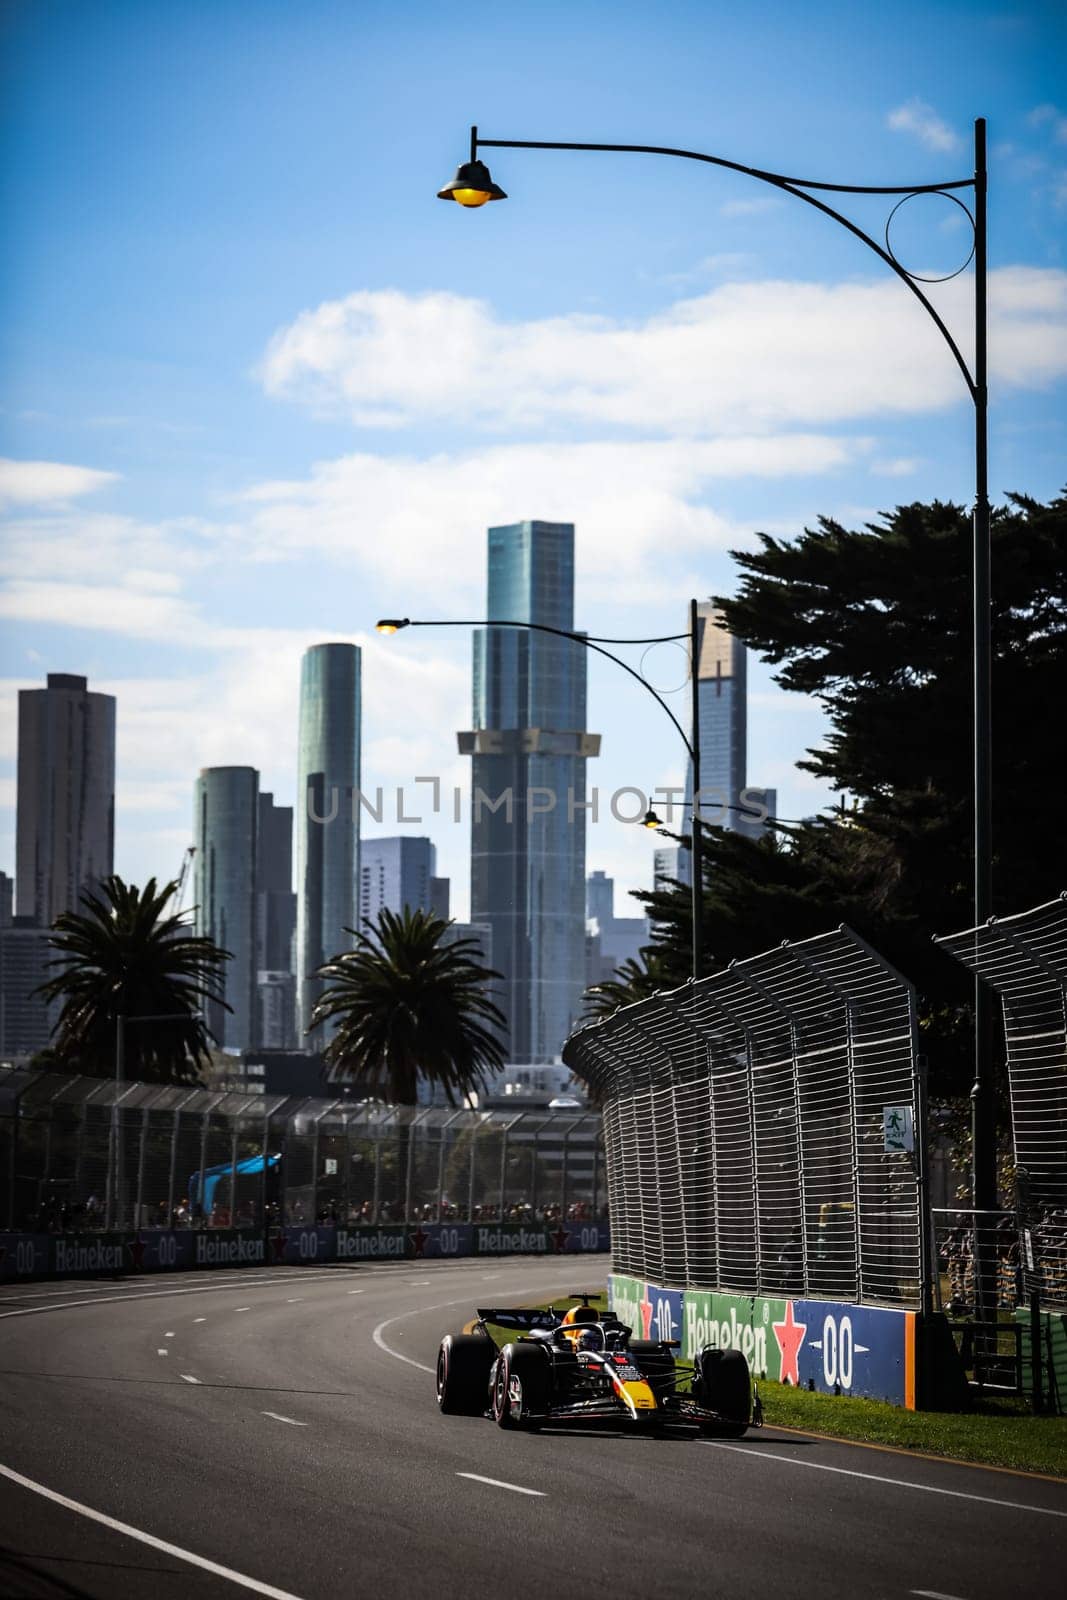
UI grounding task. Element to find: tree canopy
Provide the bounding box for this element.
[611,493,1066,1098]
[38,875,230,1084]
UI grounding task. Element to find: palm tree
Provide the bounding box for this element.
[37,875,230,1084]
[309,907,507,1105]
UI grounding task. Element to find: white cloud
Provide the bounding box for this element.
[238,435,859,605]
[886,99,962,153]
[0,458,119,509]
[258,272,1067,437]
[1029,104,1067,143]
[870,457,922,477]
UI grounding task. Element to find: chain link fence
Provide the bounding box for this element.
[563,926,926,1308]
[937,892,1067,1313]
[0,1068,605,1234]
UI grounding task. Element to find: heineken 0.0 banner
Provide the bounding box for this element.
[609,1273,917,1409]
[0,1221,610,1281]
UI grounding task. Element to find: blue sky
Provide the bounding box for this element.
[2,0,1065,918]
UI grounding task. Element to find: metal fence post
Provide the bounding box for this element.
[467,1119,478,1220]
[197,1113,209,1223]
[403,1113,417,1223]
[167,1110,180,1226]
[343,1115,351,1223]
[134,1107,149,1229]
[372,1130,382,1223]
[497,1121,510,1219]
[228,1128,239,1226]
[311,1117,320,1223]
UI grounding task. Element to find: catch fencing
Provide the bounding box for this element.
[937,893,1067,1312]
[563,926,926,1309]
[0,1067,605,1237]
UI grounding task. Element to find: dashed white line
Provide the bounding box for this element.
[164,1331,175,1338]
[180,1374,201,1384]
[157,1348,168,1356]
[911,1590,970,1599]
[262,1412,308,1427]
[703,1442,1067,1519]
[0,1462,306,1599]
[193,1317,206,1323]
[457,1472,545,1498]
[407,1279,431,1285]
[234,1306,251,1313]
[286,1298,304,1303]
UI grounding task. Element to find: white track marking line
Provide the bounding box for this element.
[457,1472,545,1498]
[180,1374,200,1384]
[347,1289,364,1295]
[0,1462,306,1600]
[262,1412,308,1427]
[164,1331,174,1338]
[407,1279,430,1285]
[157,1348,168,1356]
[194,1317,206,1323]
[0,1273,343,1322]
[285,1298,303,1303]
[703,1443,1067,1519]
[912,1590,970,1599]
[372,1294,480,1374]
[234,1307,251,1313]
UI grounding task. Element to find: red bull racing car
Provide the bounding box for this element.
[435,1296,759,1435]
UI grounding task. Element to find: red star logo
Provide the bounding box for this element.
[271,1231,288,1262]
[639,1286,654,1340]
[772,1300,807,1386]
[409,1225,429,1257]
[551,1225,570,1254]
[127,1233,147,1269]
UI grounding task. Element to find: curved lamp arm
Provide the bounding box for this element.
[380,616,695,760]
[472,125,983,403]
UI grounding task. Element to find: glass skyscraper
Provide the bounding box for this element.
[684,604,776,840]
[194,766,258,1052]
[359,836,436,929]
[458,521,599,1063]
[16,673,115,926]
[296,643,361,1035]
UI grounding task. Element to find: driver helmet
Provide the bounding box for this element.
[577,1326,605,1353]
[560,1303,599,1345]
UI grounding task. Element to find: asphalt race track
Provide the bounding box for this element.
[0,1260,1064,1600]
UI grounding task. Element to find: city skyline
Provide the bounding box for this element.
[3,4,1063,918]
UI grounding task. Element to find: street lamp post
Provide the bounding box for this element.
[437,118,995,1214]
[376,612,705,980]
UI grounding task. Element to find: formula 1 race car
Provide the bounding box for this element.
[435,1296,759,1435]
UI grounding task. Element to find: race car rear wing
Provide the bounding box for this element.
[475,1306,633,1333]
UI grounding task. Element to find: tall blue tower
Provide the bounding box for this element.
[459,521,600,1063]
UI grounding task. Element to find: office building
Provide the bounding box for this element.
[255,793,296,1048]
[296,643,361,1034]
[16,673,115,926]
[440,919,494,972]
[0,918,58,1058]
[585,870,647,986]
[194,767,258,1052]
[430,876,450,921]
[359,836,437,929]
[0,872,12,928]
[685,605,776,839]
[458,520,600,1062]
[653,845,687,888]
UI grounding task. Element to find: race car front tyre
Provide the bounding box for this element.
[436,1333,494,1415]
[693,1347,751,1437]
[491,1342,550,1430]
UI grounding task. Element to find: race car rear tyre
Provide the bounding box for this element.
[694,1347,751,1437]
[436,1333,494,1415]
[492,1343,550,1430]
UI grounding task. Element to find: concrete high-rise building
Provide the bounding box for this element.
[458,520,600,1062]
[0,872,12,928]
[684,605,776,839]
[358,836,436,929]
[430,876,451,921]
[16,673,115,926]
[194,767,258,1052]
[0,918,58,1058]
[585,870,647,986]
[256,792,296,1049]
[653,845,687,888]
[296,643,361,1034]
